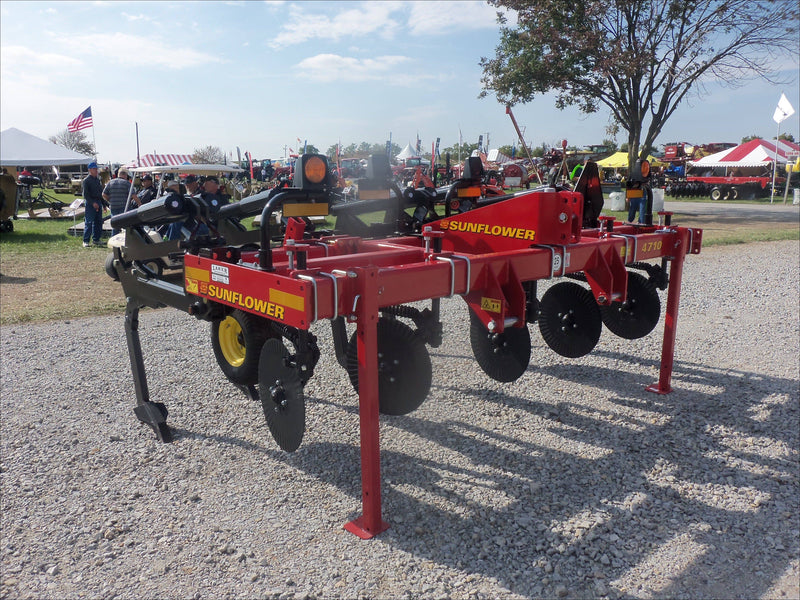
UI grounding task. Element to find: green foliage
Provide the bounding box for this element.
[327,142,401,159]
[481,0,799,169]
[602,139,619,153]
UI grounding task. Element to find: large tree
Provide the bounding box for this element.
[192,145,225,164]
[480,0,799,168]
[49,129,94,156]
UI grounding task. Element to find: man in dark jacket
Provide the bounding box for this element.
[82,162,105,247]
[136,174,158,206]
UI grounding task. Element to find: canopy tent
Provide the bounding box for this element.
[0,127,94,167]
[127,164,243,174]
[122,153,194,168]
[689,138,800,168]
[596,152,664,168]
[395,143,418,161]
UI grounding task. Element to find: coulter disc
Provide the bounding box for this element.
[259,338,305,452]
[469,310,531,382]
[538,281,602,358]
[600,271,661,339]
[346,318,432,416]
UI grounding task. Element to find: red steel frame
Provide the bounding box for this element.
[183,193,702,538]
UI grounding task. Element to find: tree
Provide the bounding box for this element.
[480,0,799,169]
[49,129,94,156]
[192,145,225,164]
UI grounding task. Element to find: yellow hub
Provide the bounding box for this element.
[218,315,246,368]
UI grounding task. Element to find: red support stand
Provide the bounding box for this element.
[344,266,390,539]
[646,230,689,395]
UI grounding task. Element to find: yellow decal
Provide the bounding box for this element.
[269,288,305,311]
[440,219,536,241]
[480,297,502,313]
[185,265,209,282]
[185,278,199,294]
[207,285,286,320]
[619,246,626,259]
[641,240,663,253]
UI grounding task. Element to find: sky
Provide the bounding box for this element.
[1,0,798,166]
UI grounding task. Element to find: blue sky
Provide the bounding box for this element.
[1,0,798,165]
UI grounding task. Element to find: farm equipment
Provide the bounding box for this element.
[0,173,18,232]
[109,152,702,538]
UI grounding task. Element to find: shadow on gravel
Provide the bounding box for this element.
[270,353,797,598]
[164,350,797,599]
[0,274,36,284]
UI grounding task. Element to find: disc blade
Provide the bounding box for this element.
[346,317,432,416]
[259,338,305,452]
[600,271,661,339]
[538,281,602,358]
[469,310,531,382]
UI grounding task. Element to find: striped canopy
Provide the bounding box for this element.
[124,154,193,168]
[690,139,800,168]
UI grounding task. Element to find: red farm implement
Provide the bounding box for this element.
[109,153,701,538]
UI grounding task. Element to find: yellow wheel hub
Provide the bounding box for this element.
[218,316,246,368]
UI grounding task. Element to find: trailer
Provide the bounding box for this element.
[108,153,702,538]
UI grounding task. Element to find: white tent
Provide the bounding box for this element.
[0,127,94,167]
[396,142,418,161]
[689,138,800,168]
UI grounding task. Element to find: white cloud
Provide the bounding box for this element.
[269,1,404,48]
[121,12,152,22]
[0,45,83,88]
[295,53,411,82]
[406,1,505,35]
[52,33,223,69]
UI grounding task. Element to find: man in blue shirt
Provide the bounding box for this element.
[82,162,105,247]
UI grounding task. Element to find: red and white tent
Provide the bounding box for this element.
[690,138,800,168]
[123,154,193,168]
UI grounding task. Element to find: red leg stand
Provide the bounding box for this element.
[646,231,689,395]
[344,266,390,539]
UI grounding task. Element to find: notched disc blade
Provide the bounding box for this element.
[600,271,661,339]
[538,281,602,358]
[259,338,305,452]
[469,310,531,382]
[346,317,432,416]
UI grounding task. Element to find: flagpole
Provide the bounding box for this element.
[771,122,780,203]
[91,123,98,162]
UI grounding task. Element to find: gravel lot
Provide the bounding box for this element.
[1,240,798,599]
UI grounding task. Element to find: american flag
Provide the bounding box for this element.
[67,106,93,132]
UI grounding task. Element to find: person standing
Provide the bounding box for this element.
[82,161,105,247]
[103,168,132,236]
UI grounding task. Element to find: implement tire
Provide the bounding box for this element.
[211,309,275,385]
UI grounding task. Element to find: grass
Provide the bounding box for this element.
[1,192,797,325]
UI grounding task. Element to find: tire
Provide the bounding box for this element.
[728,187,738,200]
[710,187,723,201]
[105,253,119,281]
[211,309,275,385]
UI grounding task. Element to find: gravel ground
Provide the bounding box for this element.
[1,240,798,600]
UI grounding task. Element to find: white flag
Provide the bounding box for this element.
[773,93,795,124]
